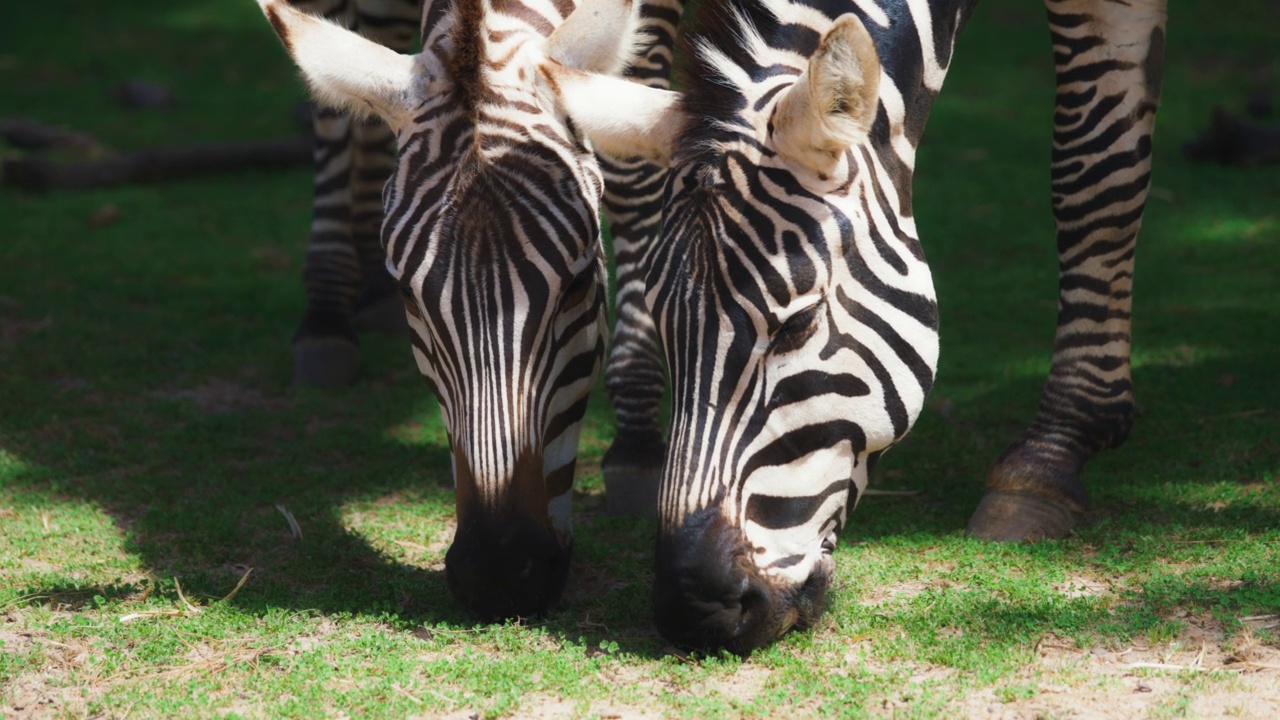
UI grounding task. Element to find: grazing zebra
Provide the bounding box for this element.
[277,0,681,516]
[281,0,680,449]
[552,0,1166,652]
[256,0,671,619]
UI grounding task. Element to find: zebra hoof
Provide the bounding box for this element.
[352,294,409,336]
[965,489,1082,542]
[292,336,361,387]
[602,462,661,516]
[601,432,665,517]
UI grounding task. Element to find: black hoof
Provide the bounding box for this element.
[966,489,1082,542]
[601,431,665,517]
[292,336,361,387]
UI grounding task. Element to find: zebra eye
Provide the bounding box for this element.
[770,303,821,354]
[559,268,595,310]
[399,284,423,319]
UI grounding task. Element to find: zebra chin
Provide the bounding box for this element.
[651,510,833,656]
[444,514,572,621]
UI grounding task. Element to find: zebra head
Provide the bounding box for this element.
[257,0,643,620]
[557,0,941,653]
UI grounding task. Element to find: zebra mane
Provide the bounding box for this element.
[445,0,492,114]
[676,0,823,162]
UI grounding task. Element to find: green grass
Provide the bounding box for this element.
[2,1,1278,718]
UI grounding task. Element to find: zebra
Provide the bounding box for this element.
[256,0,676,619]
[551,0,1166,652]
[278,0,680,526]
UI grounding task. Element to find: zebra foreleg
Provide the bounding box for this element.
[601,155,669,517]
[347,1,419,337]
[597,0,684,516]
[348,117,409,337]
[968,0,1167,541]
[293,104,364,387]
[289,0,419,386]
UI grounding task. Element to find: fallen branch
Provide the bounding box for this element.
[862,489,920,497]
[118,568,254,623]
[1126,661,1238,673]
[3,136,312,192]
[0,117,101,153]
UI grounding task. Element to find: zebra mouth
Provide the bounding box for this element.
[651,511,836,655]
[444,515,572,621]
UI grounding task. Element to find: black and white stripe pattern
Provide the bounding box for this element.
[970,0,1165,539]
[600,0,1167,651]
[647,0,943,587]
[288,0,421,386]
[259,0,651,619]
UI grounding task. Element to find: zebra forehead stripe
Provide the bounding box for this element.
[746,478,850,531]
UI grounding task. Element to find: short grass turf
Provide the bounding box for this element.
[2,1,1279,718]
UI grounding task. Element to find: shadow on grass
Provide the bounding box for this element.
[872,577,1280,672]
[3,216,1278,660]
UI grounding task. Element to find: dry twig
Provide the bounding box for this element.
[276,504,303,540]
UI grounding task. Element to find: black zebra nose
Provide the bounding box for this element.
[445,516,571,621]
[651,510,787,655]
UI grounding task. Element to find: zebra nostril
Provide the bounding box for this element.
[739,581,765,614]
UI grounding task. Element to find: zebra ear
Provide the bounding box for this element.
[545,0,642,75]
[538,63,681,166]
[772,15,881,174]
[256,0,422,127]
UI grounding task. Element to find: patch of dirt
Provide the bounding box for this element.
[858,576,965,607]
[462,694,663,720]
[210,692,270,719]
[1,628,95,720]
[1053,574,1115,599]
[0,627,39,656]
[288,617,341,656]
[11,558,60,574]
[152,379,288,414]
[950,614,1280,720]
[696,663,774,702]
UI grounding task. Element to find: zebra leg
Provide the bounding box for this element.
[598,0,683,517]
[349,0,420,337]
[290,0,362,386]
[349,117,408,336]
[291,0,418,386]
[293,103,364,387]
[968,0,1167,541]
